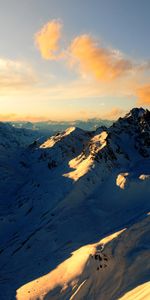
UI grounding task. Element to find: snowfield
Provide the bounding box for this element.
[0,108,150,300]
[16,215,150,300]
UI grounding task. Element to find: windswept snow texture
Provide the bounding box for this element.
[0,108,150,300]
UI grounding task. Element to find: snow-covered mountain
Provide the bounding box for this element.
[0,108,150,300]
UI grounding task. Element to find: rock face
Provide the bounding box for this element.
[116,173,129,189]
[0,108,150,300]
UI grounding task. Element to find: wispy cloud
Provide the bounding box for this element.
[0,113,50,122]
[100,107,126,120]
[0,107,126,122]
[0,113,18,121]
[35,20,63,60]
[0,58,37,91]
[136,84,150,105]
[69,35,134,81]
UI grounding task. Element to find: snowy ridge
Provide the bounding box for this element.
[0,108,150,300]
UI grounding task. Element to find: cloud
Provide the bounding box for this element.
[0,113,50,122]
[100,107,126,120]
[136,84,150,105]
[0,108,125,122]
[34,22,150,108]
[0,113,18,121]
[69,35,134,81]
[35,20,62,60]
[0,58,37,91]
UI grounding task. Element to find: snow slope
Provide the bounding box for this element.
[0,108,150,300]
[16,213,150,300]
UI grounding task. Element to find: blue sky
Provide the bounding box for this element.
[0,0,149,121]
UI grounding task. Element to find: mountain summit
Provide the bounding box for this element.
[125,107,149,119]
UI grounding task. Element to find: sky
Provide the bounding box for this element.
[0,0,150,121]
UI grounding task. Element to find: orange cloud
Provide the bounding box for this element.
[0,113,18,121]
[35,20,62,60]
[136,84,150,105]
[69,35,133,81]
[0,113,50,122]
[0,108,126,122]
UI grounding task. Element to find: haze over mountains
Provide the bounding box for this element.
[0,108,150,300]
[9,118,113,133]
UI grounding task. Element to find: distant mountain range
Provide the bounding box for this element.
[9,118,113,132]
[0,108,150,300]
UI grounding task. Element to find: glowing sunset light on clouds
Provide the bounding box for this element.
[0,0,149,121]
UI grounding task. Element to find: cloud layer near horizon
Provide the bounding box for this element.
[0,107,125,122]
[35,20,62,60]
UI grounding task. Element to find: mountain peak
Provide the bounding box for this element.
[125,107,148,119]
[111,107,150,132]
